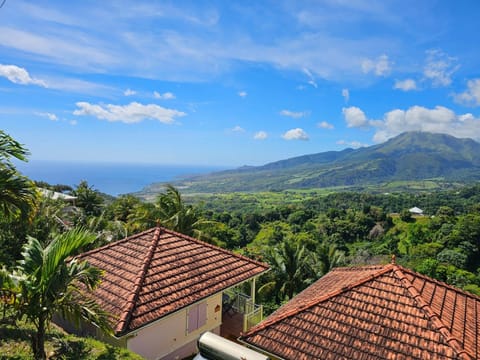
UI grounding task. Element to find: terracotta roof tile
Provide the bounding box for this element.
[241,264,480,360]
[77,227,269,335]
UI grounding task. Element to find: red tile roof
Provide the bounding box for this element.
[76,227,269,336]
[241,264,480,360]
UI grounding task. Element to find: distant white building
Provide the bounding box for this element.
[409,206,424,215]
[39,188,77,203]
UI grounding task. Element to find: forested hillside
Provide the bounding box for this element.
[140,132,480,194]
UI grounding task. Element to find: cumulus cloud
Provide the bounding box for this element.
[0,64,47,87]
[336,140,368,148]
[238,91,247,98]
[454,78,480,107]
[254,131,268,140]
[36,112,58,121]
[346,105,480,143]
[73,101,186,124]
[342,88,349,102]
[282,128,309,141]
[124,88,136,96]
[394,79,417,91]
[372,105,480,142]
[343,106,369,128]
[361,54,392,76]
[280,109,308,119]
[302,68,317,88]
[317,121,334,129]
[153,91,175,100]
[423,49,459,87]
[231,125,245,133]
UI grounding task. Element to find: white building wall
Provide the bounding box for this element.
[127,293,223,360]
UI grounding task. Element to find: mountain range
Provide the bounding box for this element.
[142,132,480,194]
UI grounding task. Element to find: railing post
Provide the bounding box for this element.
[251,277,256,305]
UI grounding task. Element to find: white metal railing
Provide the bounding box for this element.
[223,289,263,332]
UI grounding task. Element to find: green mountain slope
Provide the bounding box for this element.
[143,132,480,193]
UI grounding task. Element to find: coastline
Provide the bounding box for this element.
[15,160,228,196]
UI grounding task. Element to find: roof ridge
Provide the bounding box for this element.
[392,266,473,360]
[115,227,162,334]
[243,264,395,337]
[399,265,480,301]
[161,227,269,270]
[76,227,156,259]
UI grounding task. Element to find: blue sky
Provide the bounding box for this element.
[1,0,480,167]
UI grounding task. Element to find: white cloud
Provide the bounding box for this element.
[280,110,308,119]
[347,105,480,143]
[238,91,247,98]
[336,140,367,148]
[36,112,58,121]
[454,78,480,107]
[282,128,309,141]
[73,101,186,124]
[0,64,47,87]
[0,27,114,72]
[0,2,409,83]
[317,121,334,129]
[69,119,77,126]
[342,88,349,102]
[342,106,369,128]
[423,49,459,87]
[37,76,115,95]
[231,125,245,133]
[254,131,268,140]
[361,54,392,76]
[153,91,175,100]
[394,79,417,91]
[302,68,317,88]
[124,88,136,96]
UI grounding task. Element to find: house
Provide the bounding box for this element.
[57,227,269,360]
[38,188,77,203]
[240,263,480,360]
[38,188,79,228]
[409,206,424,215]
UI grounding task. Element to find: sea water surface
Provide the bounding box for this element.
[15,160,227,196]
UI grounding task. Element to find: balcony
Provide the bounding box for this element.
[220,288,264,340]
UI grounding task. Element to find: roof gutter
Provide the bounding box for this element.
[237,338,285,360]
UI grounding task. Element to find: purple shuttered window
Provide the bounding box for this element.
[187,301,207,333]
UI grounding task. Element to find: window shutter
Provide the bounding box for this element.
[187,305,199,333]
[198,302,207,328]
[187,302,207,334]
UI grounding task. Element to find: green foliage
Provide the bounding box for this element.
[10,229,112,359]
[0,312,142,359]
[399,209,414,222]
[155,184,219,240]
[0,130,36,220]
[258,239,318,303]
[72,181,104,217]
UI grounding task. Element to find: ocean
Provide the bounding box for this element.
[15,160,227,196]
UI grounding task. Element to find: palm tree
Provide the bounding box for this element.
[156,184,216,239]
[314,241,345,276]
[0,130,36,219]
[259,239,316,302]
[71,180,104,217]
[13,228,111,359]
[125,202,159,233]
